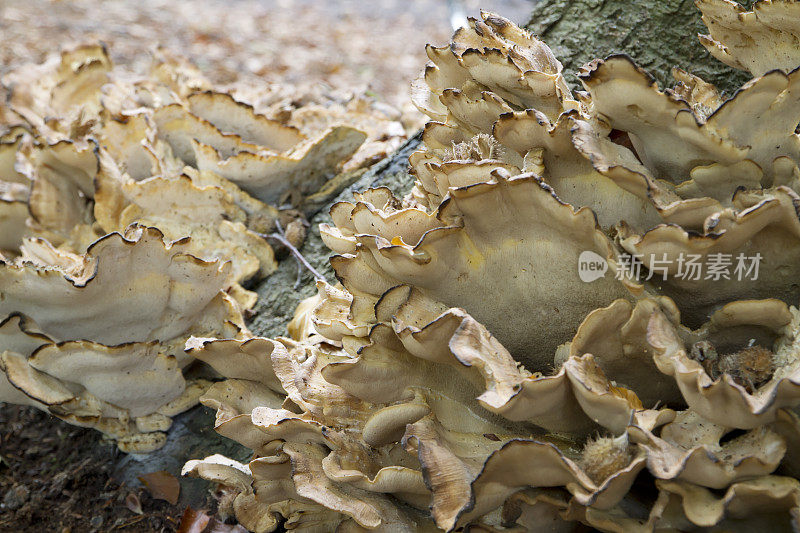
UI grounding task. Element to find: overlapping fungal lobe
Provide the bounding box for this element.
[326,287,682,530]
[697,0,800,77]
[184,332,438,531]
[184,279,670,531]
[182,455,275,533]
[407,18,670,242]
[0,314,63,409]
[184,337,294,455]
[0,129,101,257]
[187,91,306,152]
[433,428,646,530]
[321,287,567,430]
[191,125,366,206]
[96,110,182,181]
[0,226,234,344]
[558,474,800,533]
[154,90,368,206]
[407,128,503,203]
[618,186,800,326]
[492,110,663,231]
[95,169,276,299]
[181,8,800,532]
[646,298,800,429]
[142,87,383,214]
[0,226,243,452]
[0,42,410,451]
[568,115,726,230]
[629,410,786,489]
[579,56,742,183]
[283,96,407,172]
[656,476,800,531]
[575,54,800,323]
[3,41,402,244]
[21,138,102,250]
[561,297,683,413]
[183,453,365,533]
[323,170,638,370]
[3,43,111,138]
[407,12,639,232]
[409,112,661,233]
[91,126,279,309]
[578,54,800,200]
[2,41,373,308]
[412,11,574,126]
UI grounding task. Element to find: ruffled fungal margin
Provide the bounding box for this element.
[174,6,800,532]
[656,476,800,531]
[630,410,786,489]
[0,40,407,281]
[0,40,408,447]
[322,170,640,368]
[163,90,369,206]
[411,11,575,125]
[184,282,687,531]
[647,299,800,429]
[407,9,800,325]
[578,54,800,204]
[0,226,245,452]
[94,171,277,305]
[576,54,800,324]
[697,0,800,77]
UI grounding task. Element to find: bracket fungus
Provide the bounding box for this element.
[697,0,800,77]
[0,227,243,452]
[183,7,800,532]
[0,40,406,280]
[0,42,406,450]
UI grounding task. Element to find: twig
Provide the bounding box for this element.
[114,515,144,529]
[259,221,327,286]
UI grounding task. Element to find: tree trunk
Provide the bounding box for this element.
[526,0,750,94]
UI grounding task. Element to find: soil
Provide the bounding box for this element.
[0,405,206,533]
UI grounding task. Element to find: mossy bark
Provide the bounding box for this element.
[526,0,751,94]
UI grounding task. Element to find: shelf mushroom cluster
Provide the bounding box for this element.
[0,44,405,451]
[184,2,800,531]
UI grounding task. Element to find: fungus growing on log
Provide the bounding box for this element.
[184,8,800,531]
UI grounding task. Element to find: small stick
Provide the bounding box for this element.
[260,221,327,285]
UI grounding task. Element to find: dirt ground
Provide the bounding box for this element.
[0,406,195,532]
[0,1,534,531]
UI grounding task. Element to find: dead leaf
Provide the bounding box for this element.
[138,470,180,505]
[177,507,211,533]
[124,492,142,515]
